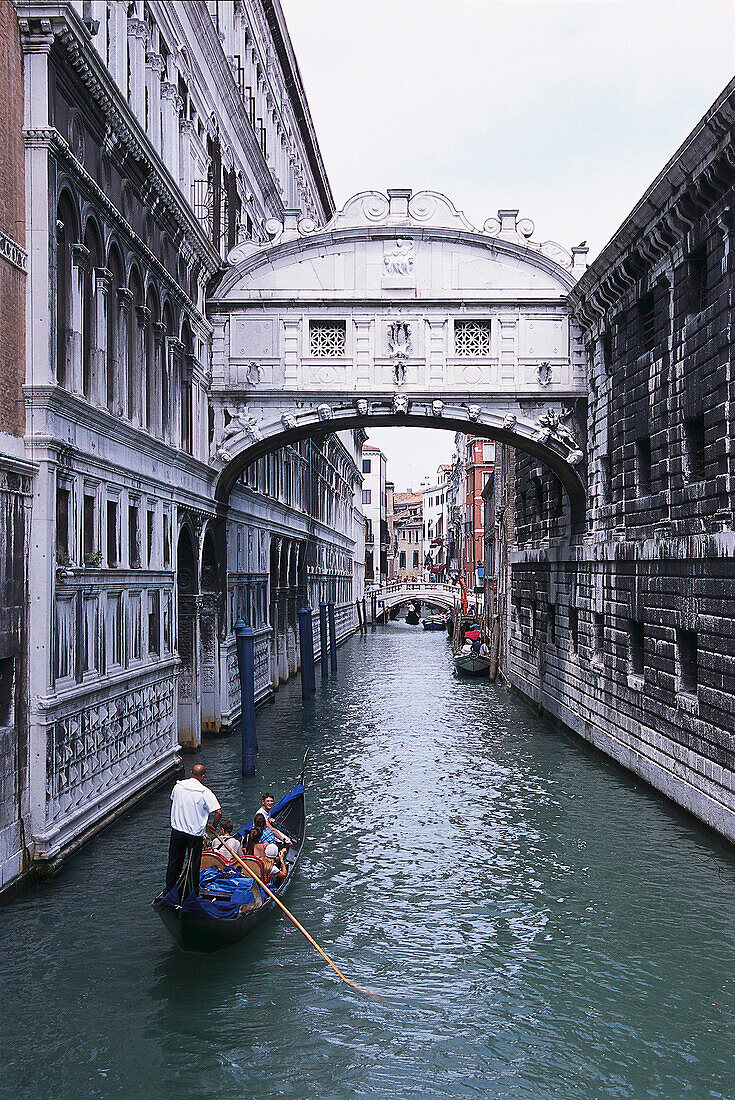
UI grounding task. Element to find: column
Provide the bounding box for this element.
[160,82,181,181]
[70,243,89,396]
[93,267,112,407]
[108,0,128,93]
[115,287,132,420]
[153,321,166,438]
[179,118,195,204]
[145,52,164,153]
[126,16,148,125]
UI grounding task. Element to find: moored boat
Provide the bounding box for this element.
[153,781,306,953]
[453,651,492,676]
[422,615,447,631]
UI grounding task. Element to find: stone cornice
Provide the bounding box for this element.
[0,225,27,273]
[17,3,222,275]
[570,78,735,329]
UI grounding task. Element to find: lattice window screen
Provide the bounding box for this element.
[310,321,346,357]
[455,320,491,356]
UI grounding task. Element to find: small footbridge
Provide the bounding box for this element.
[371,581,460,615]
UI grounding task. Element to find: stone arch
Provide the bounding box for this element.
[81,216,103,400]
[127,265,144,423]
[105,242,125,413]
[144,283,160,432]
[176,524,199,746]
[55,189,79,389]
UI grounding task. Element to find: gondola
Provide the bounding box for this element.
[453,651,492,677]
[422,615,447,631]
[153,780,306,953]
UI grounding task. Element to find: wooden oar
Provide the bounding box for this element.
[216,834,372,996]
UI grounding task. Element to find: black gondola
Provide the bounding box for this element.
[153,781,306,953]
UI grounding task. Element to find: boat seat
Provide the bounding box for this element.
[200,850,233,871]
[241,855,266,881]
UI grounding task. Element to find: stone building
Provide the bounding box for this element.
[392,490,423,580]
[0,0,33,891]
[8,0,363,887]
[422,471,450,579]
[360,442,388,584]
[506,79,735,841]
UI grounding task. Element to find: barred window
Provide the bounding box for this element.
[310,320,346,357]
[455,320,491,357]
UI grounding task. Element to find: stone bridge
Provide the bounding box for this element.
[371,581,459,613]
[207,189,589,527]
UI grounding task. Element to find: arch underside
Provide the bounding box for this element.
[381,592,455,612]
[213,406,586,531]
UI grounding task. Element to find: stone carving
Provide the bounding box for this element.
[317,403,333,422]
[432,400,444,418]
[393,394,409,415]
[393,361,407,385]
[535,408,580,456]
[503,413,517,431]
[467,404,481,422]
[216,409,264,461]
[245,361,261,385]
[383,239,414,277]
[537,361,553,386]
[281,413,296,430]
[356,399,368,416]
[388,320,411,357]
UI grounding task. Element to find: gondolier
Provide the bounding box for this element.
[165,764,221,897]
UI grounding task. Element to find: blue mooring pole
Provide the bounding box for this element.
[235,617,257,776]
[319,601,329,678]
[327,600,337,672]
[306,608,317,696]
[297,606,314,700]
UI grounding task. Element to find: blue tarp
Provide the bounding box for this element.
[236,782,304,840]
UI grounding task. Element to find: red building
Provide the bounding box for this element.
[463,437,495,591]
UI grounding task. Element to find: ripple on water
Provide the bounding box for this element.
[1,622,735,1099]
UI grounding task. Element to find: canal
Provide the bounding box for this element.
[2,622,735,1098]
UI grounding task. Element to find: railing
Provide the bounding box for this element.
[369,580,461,607]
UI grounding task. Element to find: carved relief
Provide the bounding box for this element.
[317,403,333,422]
[432,400,444,418]
[216,408,264,461]
[281,413,296,430]
[537,361,552,386]
[467,404,481,422]
[383,239,414,277]
[245,361,262,385]
[356,399,368,416]
[393,394,409,415]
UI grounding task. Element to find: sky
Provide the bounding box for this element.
[280,0,735,489]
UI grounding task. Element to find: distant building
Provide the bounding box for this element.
[422,472,450,579]
[391,489,423,580]
[361,444,388,583]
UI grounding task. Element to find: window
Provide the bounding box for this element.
[629,619,644,676]
[676,628,698,695]
[689,246,708,315]
[413,550,419,569]
[362,489,371,505]
[684,415,705,482]
[570,606,579,656]
[638,292,655,352]
[601,451,613,505]
[483,442,495,463]
[548,603,556,645]
[362,459,372,474]
[129,593,142,661]
[635,437,652,497]
[530,600,537,644]
[148,591,160,656]
[0,657,14,728]
[56,484,71,560]
[147,508,155,567]
[399,551,406,569]
[310,320,346,357]
[593,612,604,661]
[365,518,373,541]
[128,503,141,568]
[83,493,96,559]
[600,328,613,374]
[107,500,118,567]
[106,594,123,668]
[455,320,491,356]
[163,512,171,569]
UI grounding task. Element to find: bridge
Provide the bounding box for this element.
[207,189,589,530]
[370,581,460,614]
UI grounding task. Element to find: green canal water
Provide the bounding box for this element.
[2,622,735,1098]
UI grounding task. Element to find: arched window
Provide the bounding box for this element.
[82,219,102,400]
[161,301,173,440]
[144,285,159,433]
[55,194,77,388]
[106,244,125,412]
[179,318,193,453]
[127,267,144,422]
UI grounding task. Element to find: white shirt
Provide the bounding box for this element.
[170,778,220,836]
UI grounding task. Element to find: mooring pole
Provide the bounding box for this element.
[297,606,313,700]
[305,607,317,695]
[327,600,338,672]
[371,593,377,632]
[235,617,257,776]
[355,599,363,634]
[319,601,329,677]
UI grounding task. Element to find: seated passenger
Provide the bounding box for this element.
[262,842,288,885]
[211,818,245,863]
[254,792,293,846]
[244,824,267,861]
[479,640,490,657]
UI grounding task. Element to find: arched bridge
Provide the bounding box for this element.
[207,189,589,530]
[371,581,459,614]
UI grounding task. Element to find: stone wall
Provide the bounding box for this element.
[506,79,735,842]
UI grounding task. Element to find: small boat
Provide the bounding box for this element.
[453,651,492,677]
[153,780,306,953]
[422,615,447,631]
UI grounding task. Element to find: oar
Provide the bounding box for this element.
[217,835,372,996]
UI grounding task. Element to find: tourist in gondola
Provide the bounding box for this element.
[210,818,244,863]
[166,763,221,897]
[244,821,266,859]
[262,842,289,885]
[255,792,293,847]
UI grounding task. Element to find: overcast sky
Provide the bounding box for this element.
[281,0,735,490]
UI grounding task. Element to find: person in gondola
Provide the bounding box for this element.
[210,818,244,864]
[254,792,292,847]
[262,842,288,885]
[244,821,267,859]
[165,763,221,897]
